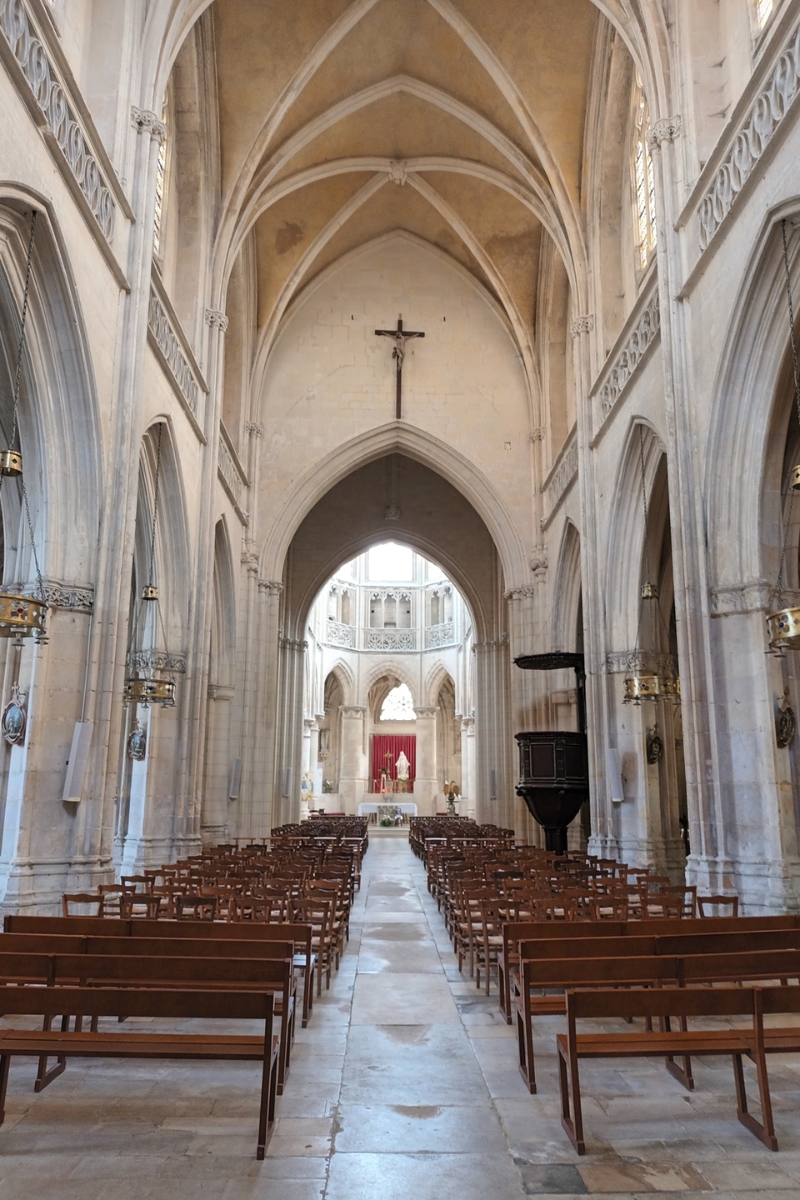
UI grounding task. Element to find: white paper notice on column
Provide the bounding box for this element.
[606,748,624,804]
[63,722,93,802]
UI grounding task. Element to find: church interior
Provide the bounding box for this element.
[2,0,800,1195]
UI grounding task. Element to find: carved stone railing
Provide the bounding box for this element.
[425,621,455,649]
[605,651,678,677]
[127,649,187,674]
[542,427,578,518]
[325,620,355,649]
[364,629,416,652]
[593,287,660,428]
[147,284,203,421]
[218,421,248,522]
[698,20,800,250]
[0,0,115,240]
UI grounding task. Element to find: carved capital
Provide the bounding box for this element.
[530,544,548,575]
[246,422,264,438]
[131,107,167,143]
[529,428,545,443]
[340,705,367,718]
[569,315,594,339]
[648,115,682,150]
[505,586,537,601]
[205,309,229,332]
[259,579,283,596]
[414,706,439,718]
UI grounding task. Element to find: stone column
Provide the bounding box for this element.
[200,683,235,846]
[473,639,514,829]
[414,706,439,815]
[461,715,476,819]
[249,579,282,838]
[338,706,367,813]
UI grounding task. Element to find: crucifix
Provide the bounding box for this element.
[375,315,425,420]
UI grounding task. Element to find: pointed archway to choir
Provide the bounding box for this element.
[260,453,516,832]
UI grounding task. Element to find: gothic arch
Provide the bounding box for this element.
[0,195,102,587]
[705,203,800,599]
[136,419,192,648]
[604,417,667,651]
[363,659,417,709]
[209,518,236,688]
[552,520,583,651]
[424,660,454,708]
[325,660,355,707]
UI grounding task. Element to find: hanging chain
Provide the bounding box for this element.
[20,477,45,602]
[147,422,164,587]
[773,220,800,604]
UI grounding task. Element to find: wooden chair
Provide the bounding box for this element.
[62,893,104,917]
[698,894,739,917]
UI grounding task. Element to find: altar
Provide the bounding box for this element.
[358,801,418,823]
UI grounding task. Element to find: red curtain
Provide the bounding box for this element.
[372,735,416,790]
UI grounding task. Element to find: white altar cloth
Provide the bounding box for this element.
[358,802,418,815]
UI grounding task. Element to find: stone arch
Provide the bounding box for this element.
[552,520,584,652]
[604,417,667,651]
[209,517,236,689]
[0,195,102,589]
[424,660,453,708]
[363,659,418,712]
[326,659,355,707]
[705,204,800,600]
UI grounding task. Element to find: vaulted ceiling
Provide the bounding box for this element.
[207,0,601,360]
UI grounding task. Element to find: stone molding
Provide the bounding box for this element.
[258,579,283,595]
[207,683,234,701]
[246,422,263,437]
[127,649,187,674]
[364,628,416,652]
[414,706,438,717]
[325,620,355,649]
[605,650,678,676]
[569,314,594,339]
[148,287,201,417]
[529,544,548,575]
[595,287,660,423]
[8,578,94,611]
[424,621,455,649]
[473,634,509,653]
[340,705,366,718]
[131,106,166,144]
[280,637,307,652]
[205,308,229,332]
[699,22,800,250]
[505,586,537,601]
[0,0,116,240]
[709,580,789,615]
[543,429,578,514]
[529,428,545,443]
[648,115,682,149]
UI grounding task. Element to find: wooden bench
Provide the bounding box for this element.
[0,950,296,1095]
[0,986,279,1158]
[556,986,776,1155]
[4,915,316,1028]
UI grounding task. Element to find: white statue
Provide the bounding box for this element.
[396,750,410,780]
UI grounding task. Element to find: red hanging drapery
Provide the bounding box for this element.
[372,734,416,791]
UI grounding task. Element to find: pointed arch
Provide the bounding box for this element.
[325,659,355,707]
[604,418,666,650]
[552,520,583,652]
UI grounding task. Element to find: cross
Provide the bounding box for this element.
[375,315,425,419]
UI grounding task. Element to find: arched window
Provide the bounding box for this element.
[753,0,774,33]
[153,98,170,257]
[380,684,415,722]
[632,75,657,273]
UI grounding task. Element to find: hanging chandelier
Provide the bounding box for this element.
[767,220,800,652]
[123,423,176,707]
[623,424,680,704]
[0,211,47,644]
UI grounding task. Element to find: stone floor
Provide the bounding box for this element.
[3,832,800,1197]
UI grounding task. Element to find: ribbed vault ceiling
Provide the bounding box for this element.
[210,0,601,357]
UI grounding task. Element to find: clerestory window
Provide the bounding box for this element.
[632,75,657,273]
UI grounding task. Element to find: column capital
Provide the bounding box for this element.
[569,314,594,339]
[505,586,537,601]
[280,636,307,652]
[131,107,167,143]
[340,705,367,718]
[648,115,682,150]
[414,706,438,718]
[258,579,283,595]
[205,309,229,332]
[303,718,318,732]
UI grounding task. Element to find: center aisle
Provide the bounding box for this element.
[307,830,530,1200]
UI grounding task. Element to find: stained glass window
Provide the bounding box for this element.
[633,77,657,272]
[755,0,774,32]
[380,684,415,721]
[153,105,168,257]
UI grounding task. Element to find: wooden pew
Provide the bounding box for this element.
[0,986,279,1158]
[0,950,297,1094]
[4,915,316,1028]
[556,986,775,1155]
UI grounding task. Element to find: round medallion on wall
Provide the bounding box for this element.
[2,683,26,746]
[127,720,147,761]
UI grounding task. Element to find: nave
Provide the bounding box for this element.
[4,834,800,1200]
